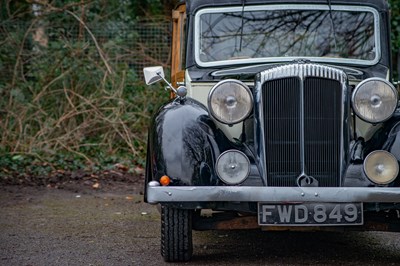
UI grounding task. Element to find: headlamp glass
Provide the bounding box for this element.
[352,78,397,123]
[216,150,250,185]
[208,79,253,125]
[364,150,399,185]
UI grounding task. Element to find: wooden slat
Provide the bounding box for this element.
[170,4,186,97]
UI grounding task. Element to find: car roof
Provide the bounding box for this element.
[186,0,389,13]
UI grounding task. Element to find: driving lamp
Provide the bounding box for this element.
[208,79,253,125]
[364,150,399,185]
[216,150,250,185]
[352,78,398,123]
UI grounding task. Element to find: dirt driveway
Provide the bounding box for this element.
[1,184,399,266]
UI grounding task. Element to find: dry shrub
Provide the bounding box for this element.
[0,3,169,171]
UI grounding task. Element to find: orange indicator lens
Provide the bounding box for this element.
[160,175,171,186]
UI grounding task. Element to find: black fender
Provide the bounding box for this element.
[382,120,400,186]
[367,114,400,159]
[383,121,400,161]
[145,98,231,201]
[365,115,400,186]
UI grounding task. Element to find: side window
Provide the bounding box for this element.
[171,4,186,88]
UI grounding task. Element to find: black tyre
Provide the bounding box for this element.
[161,205,193,262]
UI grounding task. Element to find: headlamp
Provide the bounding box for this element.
[208,79,253,125]
[216,150,250,185]
[364,150,399,185]
[352,78,397,123]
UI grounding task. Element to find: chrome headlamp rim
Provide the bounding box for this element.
[351,77,398,124]
[215,149,251,185]
[207,79,253,125]
[363,150,399,185]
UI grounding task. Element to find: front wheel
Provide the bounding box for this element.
[161,205,193,262]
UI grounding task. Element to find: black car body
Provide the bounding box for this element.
[143,0,400,262]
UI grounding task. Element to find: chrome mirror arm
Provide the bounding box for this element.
[156,72,187,99]
[156,71,177,94]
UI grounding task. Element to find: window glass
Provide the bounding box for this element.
[198,7,376,64]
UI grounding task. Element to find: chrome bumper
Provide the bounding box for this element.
[146,185,400,204]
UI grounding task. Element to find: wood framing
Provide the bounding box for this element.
[171,3,186,90]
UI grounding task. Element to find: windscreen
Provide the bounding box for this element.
[196,6,378,66]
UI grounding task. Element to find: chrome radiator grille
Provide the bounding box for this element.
[260,64,346,187]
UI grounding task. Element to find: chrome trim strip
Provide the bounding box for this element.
[147,186,400,204]
[299,71,305,176]
[194,5,381,67]
[211,64,365,77]
[259,64,347,83]
[254,78,265,184]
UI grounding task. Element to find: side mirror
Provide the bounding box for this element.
[143,66,187,99]
[143,66,165,85]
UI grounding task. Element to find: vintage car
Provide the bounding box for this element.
[143,0,400,262]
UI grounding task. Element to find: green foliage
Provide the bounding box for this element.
[0,0,169,181]
[2,0,399,184]
[389,0,400,80]
[390,0,400,49]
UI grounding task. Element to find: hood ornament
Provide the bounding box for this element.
[297,174,319,187]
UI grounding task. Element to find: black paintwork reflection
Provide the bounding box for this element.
[147,98,224,186]
[145,89,400,191]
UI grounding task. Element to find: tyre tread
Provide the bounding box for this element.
[161,205,193,262]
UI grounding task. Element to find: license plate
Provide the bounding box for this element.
[258,203,363,226]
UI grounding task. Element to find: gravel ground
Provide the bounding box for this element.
[0,184,399,266]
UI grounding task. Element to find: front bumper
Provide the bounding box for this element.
[147,185,400,204]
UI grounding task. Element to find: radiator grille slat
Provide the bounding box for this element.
[263,78,301,187]
[304,78,341,187]
[262,76,342,187]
